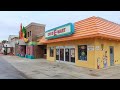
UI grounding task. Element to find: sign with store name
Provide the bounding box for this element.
[45,23,74,39]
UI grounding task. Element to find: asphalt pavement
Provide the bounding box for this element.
[0,56,29,79]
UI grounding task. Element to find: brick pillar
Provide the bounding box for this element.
[31,45,34,56]
[26,46,28,55]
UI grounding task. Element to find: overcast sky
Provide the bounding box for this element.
[0,11,120,41]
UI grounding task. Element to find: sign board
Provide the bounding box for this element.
[87,46,94,51]
[45,23,74,39]
[96,46,100,50]
[71,49,75,57]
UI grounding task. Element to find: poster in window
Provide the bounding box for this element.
[71,49,75,57]
[78,45,87,61]
[56,49,59,55]
[65,49,68,52]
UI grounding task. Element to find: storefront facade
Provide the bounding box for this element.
[16,22,47,59]
[8,35,19,55]
[25,23,46,59]
[40,16,120,69]
[46,38,95,68]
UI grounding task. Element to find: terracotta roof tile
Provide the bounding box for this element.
[39,16,120,44]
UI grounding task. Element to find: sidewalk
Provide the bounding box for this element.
[1,55,120,79]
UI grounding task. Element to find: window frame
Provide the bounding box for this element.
[50,47,54,57]
[28,32,29,37]
[78,45,87,61]
[30,31,31,36]
[44,48,47,54]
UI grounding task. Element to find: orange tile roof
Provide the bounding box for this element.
[36,36,45,45]
[39,16,120,44]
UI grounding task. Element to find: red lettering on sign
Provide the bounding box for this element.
[57,30,59,33]
[48,31,54,36]
[62,28,66,32]
[51,32,53,35]
[48,33,50,36]
[48,28,66,36]
[54,30,56,36]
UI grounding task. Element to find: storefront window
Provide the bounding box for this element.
[44,48,47,54]
[50,47,54,57]
[28,32,29,37]
[78,45,87,61]
[30,31,31,36]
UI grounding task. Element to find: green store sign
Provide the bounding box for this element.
[45,23,74,39]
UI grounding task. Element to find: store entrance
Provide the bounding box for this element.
[56,49,59,60]
[65,48,69,62]
[56,46,75,63]
[60,49,64,61]
[70,48,75,63]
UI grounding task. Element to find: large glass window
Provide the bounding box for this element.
[44,48,46,54]
[50,47,54,57]
[78,45,87,61]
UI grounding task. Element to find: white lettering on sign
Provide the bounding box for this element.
[45,23,74,39]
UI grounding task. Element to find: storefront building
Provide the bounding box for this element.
[8,35,19,55]
[0,43,3,53]
[39,16,120,69]
[16,22,47,59]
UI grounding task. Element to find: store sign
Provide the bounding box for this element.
[45,23,74,39]
[87,46,94,51]
[71,49,75,57]
[96,46,100,50]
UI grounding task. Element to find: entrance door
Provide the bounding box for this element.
[65,48,69,62]
[56,49,59,60]
[60,49,64,61]
[70,48,75,63]
[110,46,114,66]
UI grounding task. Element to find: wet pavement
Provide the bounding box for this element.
[0,56,29,79]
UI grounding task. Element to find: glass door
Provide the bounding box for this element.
[56,49,59,60]
[60,49,64,61]
[70,48,75,63]
[65,48,69,62]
